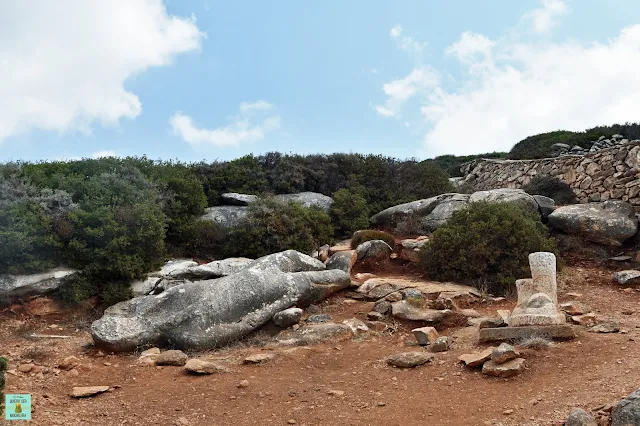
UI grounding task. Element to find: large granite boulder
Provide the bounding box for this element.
[92,250,350,352]
[548,201,638,246]
[355,240,393,262]
[221,193,258,206]
[370,193,461,229]
[612,388,640,426]
[0,268,77,299]
[421,194,470,232]
[275,192,333,212]
[201,206,248,228]
[468,188,539,214]
[532,195,556,220]
[371,189,539,233]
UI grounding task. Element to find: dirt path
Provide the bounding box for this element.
[1,265,639,426]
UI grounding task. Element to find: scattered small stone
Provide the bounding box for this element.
[622,309,635,315]
[175,417,191,426]
[589,321,620,333]
[459,347,495,368]
[561,301,592,316]
[71,386,110,398]
[342,318,369,334]
[243,353,276,364]
[305,314,332,323]
[376,402,386,407]
[566,292,583,298]
[155,350,188,366]
[491,343,519,364]
[614,270,640,286]
[18,363,34,373]
[479,318,506,329]
[565,408,597,426]
[237,380,250,388]
[367,311,385,321]
[386,352,434,368]
[609,256,632,262]
[430,336,450,353]
[139,347,161,357]
[184,359,228,375]
[273,308,303,328]
[58,355,80,371]
[412,326,439,346]
[571,313,597,327]
[482,358,526,378]
[503,409,514,415]
[327,390,345,397]
[287,420,296,425]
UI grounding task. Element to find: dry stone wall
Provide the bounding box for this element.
[461,141,640,206]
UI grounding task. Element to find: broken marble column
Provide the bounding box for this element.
[507,252,566,327]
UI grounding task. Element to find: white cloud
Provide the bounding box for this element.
[525,0,568,34]
[170,102,281,147]
[375,67,439,118]
[239,100,274,113]
[378,1,640,158]
[0,1,204,143]
[92,150,117,158]
[389,24,428,58]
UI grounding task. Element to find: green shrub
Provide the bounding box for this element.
[228,197,333,258]
[0,202,62,274]
[169,219,228,260]
[330,188,370,237]
[418,202,557,295]
[522,175,577,205]
[350,229,396,249]
[0,355,7,413]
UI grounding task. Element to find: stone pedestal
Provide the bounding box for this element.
[507,252,566,327]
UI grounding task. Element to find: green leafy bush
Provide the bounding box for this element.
[522,175,577,204]
[350,230,396,249]
[330,188,370,237]
[227,197,333,258]
[0,356,6,413]
[418,202,557,295]
[169,219,229,260]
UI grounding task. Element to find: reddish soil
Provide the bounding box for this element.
[2,262,640,426]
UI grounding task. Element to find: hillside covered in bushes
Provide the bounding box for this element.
[0,154,453,304]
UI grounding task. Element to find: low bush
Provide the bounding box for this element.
[350,229,396,249]
[522,175,577,204]
[0,355,7,412]
[227,197,333,258]
[418,202,557,295]
[330,188,370,237]
[168,219,229,260]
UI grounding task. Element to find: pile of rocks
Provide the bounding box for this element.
[551,134,637,157]
[459,343,526,378]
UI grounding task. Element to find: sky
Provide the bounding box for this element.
[3,0,640,163]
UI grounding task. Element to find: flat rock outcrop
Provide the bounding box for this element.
[0,267,77,299]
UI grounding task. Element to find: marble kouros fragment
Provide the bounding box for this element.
[508,252,566,327]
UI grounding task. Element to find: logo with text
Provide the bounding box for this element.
[5,394,31,421]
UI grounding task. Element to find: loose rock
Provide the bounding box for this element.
[614,270,640,286]
[491,343,519,364]
[273,308,303,328]
[566,408,597,426]
[430,336,450,353]
[184,359,228,374]
[412,326,439,346]
[71,386,110,398]
[482,358,526,378]
[155,350,188,366]
[589,321,620,333]
[386,352,434,368]
[243,353,276,364]
[459,347,495,368]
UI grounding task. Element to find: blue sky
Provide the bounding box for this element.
[3,1,640,163]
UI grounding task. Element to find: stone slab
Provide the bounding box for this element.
[479,324,575,343]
